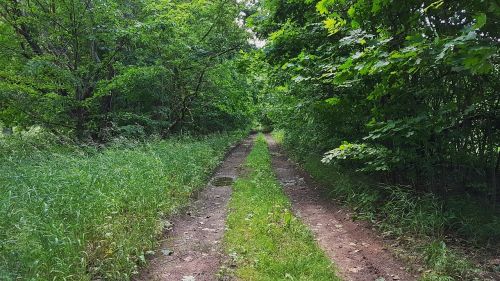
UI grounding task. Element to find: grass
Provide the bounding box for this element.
[223,134,339,281]
[0,129,246,280]
[271,130,284,144]
[300,156,485,280]
[272,130,498,281]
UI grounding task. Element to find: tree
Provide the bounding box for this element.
[248,0,499,203]
[0,0,254,140]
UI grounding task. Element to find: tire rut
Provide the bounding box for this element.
[265,134,417,281]
[135,135,255,281]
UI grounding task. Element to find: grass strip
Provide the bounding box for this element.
[223,134,339,281]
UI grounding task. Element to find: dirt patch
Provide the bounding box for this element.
[211,176,235,187]
[265,134,417,281]
[135,136,254,281]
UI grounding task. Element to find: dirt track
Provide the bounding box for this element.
[137,134,418,281]
[265,134,418,281]
[135,136,254,281]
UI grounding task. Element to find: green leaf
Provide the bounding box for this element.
[473,13,487,29]
[325,97,341,105]
[323,16,346,35]
[348,6,356,18]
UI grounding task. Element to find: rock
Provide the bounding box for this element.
[348,267,361,273]
[161,248,173,256]
[202,228,217,232]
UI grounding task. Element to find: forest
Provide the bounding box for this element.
[0,0,499,280]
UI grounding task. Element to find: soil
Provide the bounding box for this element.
[265,134,418,281]
[135,136,254,281]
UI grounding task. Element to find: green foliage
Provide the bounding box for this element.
[0,0,255,139]
[249,0,500,215]
[224,135,339,280]
[0,130,246,280]
[322,141,395,171]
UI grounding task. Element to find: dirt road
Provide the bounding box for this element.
[138,134,417,281]
[135,136,254,281]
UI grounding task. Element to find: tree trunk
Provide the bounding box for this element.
[492,151,500,210]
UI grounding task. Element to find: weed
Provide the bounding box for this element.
[271,130,284,144]
[421,241,477,281]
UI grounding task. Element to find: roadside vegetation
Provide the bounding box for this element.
[272,130,498,280]
[0,0,255,278]
[1,0,498,280]
[246,0,498,279]
[0,0,252,141]
[223,134,339,280]
[0,130,246,280]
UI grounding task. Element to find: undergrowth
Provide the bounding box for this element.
[0,130,246,280]
[223,134,339,280]
[301,157,488,280]
[272,130,499,281]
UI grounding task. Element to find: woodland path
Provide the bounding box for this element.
[135,136,255,281]
[265,134,418,281]
[138,133,417,281]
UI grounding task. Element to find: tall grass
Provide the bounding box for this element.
[301,156,500,243]
[0,130,246,280]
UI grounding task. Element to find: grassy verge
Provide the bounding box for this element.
[0,130,246,280]
[272,130,499,281]
[223,134,339,281]
[301,157,479,281]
